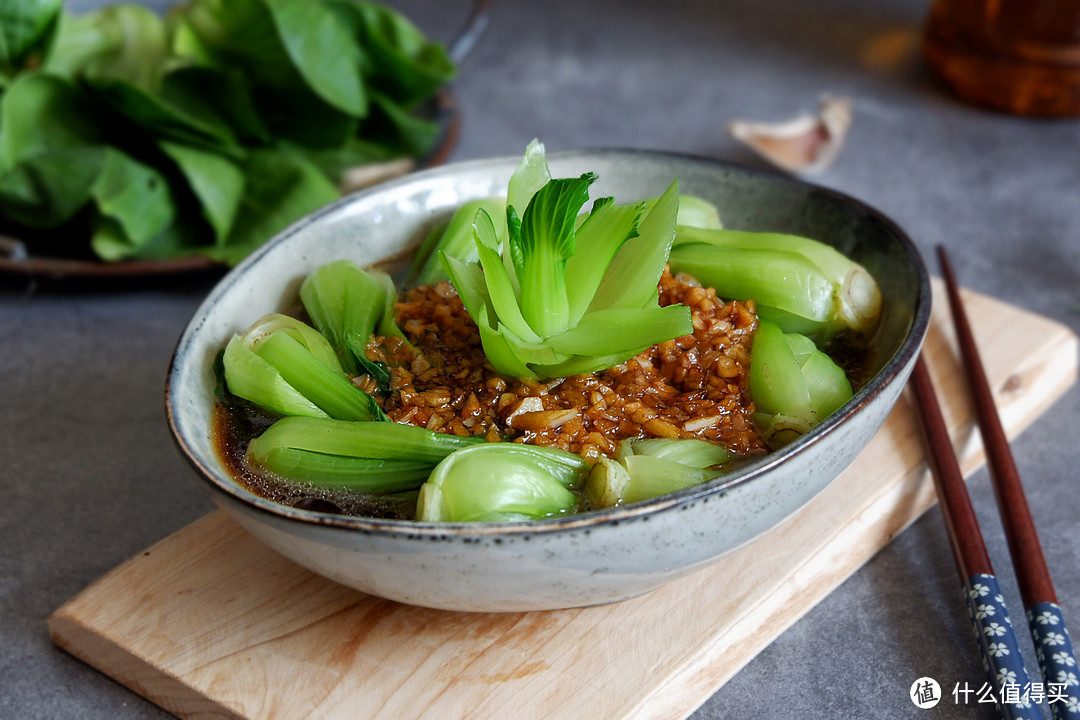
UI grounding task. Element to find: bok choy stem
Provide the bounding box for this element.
[252,332,384,421]
[416,443,586,522]
[409,197,506,286]
[668,245,835,335]
[671,227,881,339]
[247,416,480,491]
[254,416,481,462]
[299,259,404,381]
[222,335,327,418]
[251,448,433,492]
[563,197,643,323]
[585,437,732,509]
[748,319,853,445]
[619,456,721,504]
[674,195,723,229]
[222,312,385,421]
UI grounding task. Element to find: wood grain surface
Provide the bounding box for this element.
[48,281,1079,720]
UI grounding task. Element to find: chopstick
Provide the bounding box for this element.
[937,245,1080,717]
[910,355,1039,719]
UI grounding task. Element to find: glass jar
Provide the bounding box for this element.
[923,0,1080,116]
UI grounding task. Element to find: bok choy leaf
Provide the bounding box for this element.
[585,437,732,509]
[748,319,853,445]
[416,443,586,522]
[669,227,882,339]
[436,142,693,379]
[223,313,386,421]
[247,415,480,491]
[0,0,456,264]
[0,0,62,84]
[299,259,403,385]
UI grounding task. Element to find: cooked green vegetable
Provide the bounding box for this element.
[617,437,733,467]
[748,319,853,445]
[585,437,731,508]
[299,259,403,388]
[223,313,385,421]
[416,443,587,522]
[438,141,693,379]
[673,194,723,229]
[250,448,431,491]
[669,227,881,339]
[617,456,721,504]
[582,458,631,510]
[409,197,506,286]
[0,0,455,263]
[217,144,873,524]
[247,416,479,491]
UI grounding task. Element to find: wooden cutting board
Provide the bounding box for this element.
[48,281,1078,720]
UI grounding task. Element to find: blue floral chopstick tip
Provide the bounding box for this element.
[1027,601,1080,718]
[965,574,1042,719]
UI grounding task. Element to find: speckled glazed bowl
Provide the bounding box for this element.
[167,150,931,612]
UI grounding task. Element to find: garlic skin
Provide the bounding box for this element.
[727,95,853,175]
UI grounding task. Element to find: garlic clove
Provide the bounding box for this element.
[727,95,853,175]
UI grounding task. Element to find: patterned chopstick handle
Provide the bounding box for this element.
[965,575,1042,719]
[1027,601,1080,719]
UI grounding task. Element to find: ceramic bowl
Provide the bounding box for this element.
[166,149,931,612]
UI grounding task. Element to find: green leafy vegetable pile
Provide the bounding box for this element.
[0,0,454,264]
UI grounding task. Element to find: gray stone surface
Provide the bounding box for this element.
[3,0,1078,718]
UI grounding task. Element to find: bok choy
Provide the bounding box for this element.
[668,227,881,340]
[222,313,385,421]
[0,0,456,264]
[416,443,587,522]
[585,437,733,508]
[247,416,479,491]
[409,197,506,286]
[299,259,403,390]
[748,319,853,445]
[436,141,693,379]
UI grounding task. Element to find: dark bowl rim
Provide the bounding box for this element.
[166,147,932,538]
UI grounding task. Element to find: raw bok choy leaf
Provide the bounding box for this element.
[437,141,693,379]
[0,0,62,85]
[0,72,185,260]
[0,0,456,264]
[416,443,588,522]
[222,313,386,421]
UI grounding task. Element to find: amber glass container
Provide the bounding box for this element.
[923,0,1080,117]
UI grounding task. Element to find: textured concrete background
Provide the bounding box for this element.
[3,0,1078,718]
